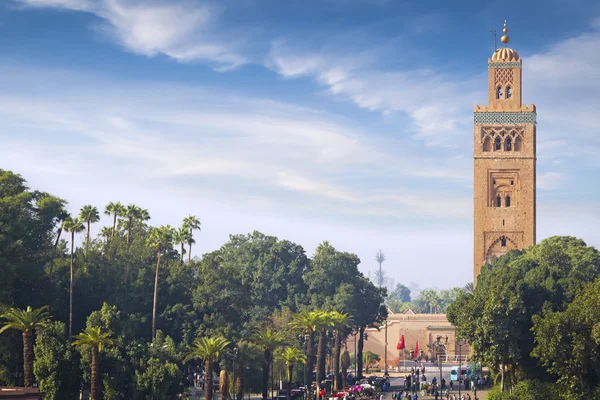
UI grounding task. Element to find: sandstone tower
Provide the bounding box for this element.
[473,22,536,281]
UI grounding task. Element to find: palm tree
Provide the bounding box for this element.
[330,312,352,391]
[289,311,322,396]
[146,225,174,338]
[253,328,287,400]
[79,205,100,259]
[123,204,141,247]
[184,336,230,400]
[183,215,201,264]
[72,327,116,400]
[340,348,350,389]
[53,210,71,250]
[464,282,474,294]
[174,226,190,264]
[0,306,51,387]
[62,217,85,337]
[278,348,306,400]
[315,311,334,400]
[234,341,258,400]
[104,201,125,242]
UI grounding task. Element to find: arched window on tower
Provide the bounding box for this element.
[494,137,502,151]
[514,136,522,152]
[495,195,501,207]
[505,195,511,207]
[497,86,503,99]
[505,136,512,151]
[506,86,512,99]
[501,236,507,247]
[483,136,491,152]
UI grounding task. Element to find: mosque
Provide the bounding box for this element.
[362,21,536,369]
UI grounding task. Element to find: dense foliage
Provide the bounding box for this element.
[385,282,469,314]
[0,169,387,399]
[447,236,600,399]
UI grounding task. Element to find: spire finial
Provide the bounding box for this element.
[501,20,510,45]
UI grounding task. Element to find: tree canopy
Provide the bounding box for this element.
[447,236,600,398]
[0,169,387,398]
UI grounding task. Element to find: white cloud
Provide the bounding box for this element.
[0,63,471,223]
[13,0,247,69]
[537,172,563,190]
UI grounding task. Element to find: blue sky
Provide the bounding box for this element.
[1,0,599,291]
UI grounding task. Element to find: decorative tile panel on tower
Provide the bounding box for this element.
[473,22,536,281]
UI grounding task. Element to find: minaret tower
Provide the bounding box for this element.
[473,22,536,281]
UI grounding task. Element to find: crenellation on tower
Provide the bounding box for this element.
[473,22,536,281]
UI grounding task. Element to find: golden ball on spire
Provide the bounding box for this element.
[501,20,510,44]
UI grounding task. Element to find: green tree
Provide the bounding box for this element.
[290,310,322,393]
[174,226,191,264]
[134,331,182,400]
[33,321,78,400]
[104,201,125,243]
[123,204,142,247]
[362,351,380,373]
[315,311,334,398]
[330,311,351,391]
[184,336,230,400]
[182,215,201,264]
[62,217,85,337]
[278,347,306,400]
[387,283,411,303]
[447,236,600,392]
[146,225,174,338]
[72,326,117,400]
[79,205,100,260]
[253,328,287,400]
[532,278,600,398]
[0,306,51,387]
[233,341,261,400]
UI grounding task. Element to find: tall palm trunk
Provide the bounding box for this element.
[181,243,185,263]
[90,346,100,400]
[305,331,314,396]
[22,331,33,387]
[188,241,193,264]
[316,328,326,400]
[54,227,63,249]
[205,359,214,400]
[69,231,74,338]
[86,219,91,254]
[152,246,161,338]
[111,213,118,238]
[127,218,133,247]
[357,326,365,378]
[333,332,341,391]
[286,363,293,400]
[261,349,271,400]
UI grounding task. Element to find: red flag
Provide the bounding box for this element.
[396,335,405,350]
[413,341,419,359]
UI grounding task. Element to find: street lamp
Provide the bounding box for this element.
[384,320,388,376]
[434,336,448,394]
[457,339,466,398]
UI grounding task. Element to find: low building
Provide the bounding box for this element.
[359,310,471,370]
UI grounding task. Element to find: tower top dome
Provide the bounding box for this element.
[491,21,520,62]
[491,47,520,62]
